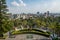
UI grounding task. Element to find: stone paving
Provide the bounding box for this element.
[1,34,51,40]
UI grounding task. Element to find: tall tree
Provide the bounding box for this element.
[0,0,10,37]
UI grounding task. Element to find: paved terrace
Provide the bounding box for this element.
[0,28,51,40]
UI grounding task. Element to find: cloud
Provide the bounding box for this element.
[10,0,60,13]
[11,0,26,7]
[11,1,20,6]
[39,0,60,13]
[19,0,26,6]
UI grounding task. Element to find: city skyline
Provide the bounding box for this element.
[6,0,60,14]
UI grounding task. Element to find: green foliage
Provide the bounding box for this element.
[12,29,50,37]
[14,16,60,36]
[0,0,13,35]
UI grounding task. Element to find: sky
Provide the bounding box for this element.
[6,0,60,14]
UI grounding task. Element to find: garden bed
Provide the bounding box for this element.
[12,29,50,37]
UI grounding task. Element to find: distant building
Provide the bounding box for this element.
[44,11,50,18]
[20,13,27,19]
[36,11,40,17]
[13,14,20,19]
[54,14,60,17]
[12,13,32,19]
[20,13,37,19]
[37,11,40,14]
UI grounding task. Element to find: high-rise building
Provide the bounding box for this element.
[44,11,49,18]
[37,11,40,14]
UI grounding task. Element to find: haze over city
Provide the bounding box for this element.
[6,0,60,14]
